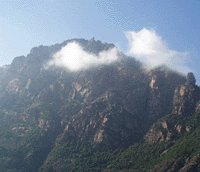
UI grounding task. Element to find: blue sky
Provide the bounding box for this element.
[0,0,200,84]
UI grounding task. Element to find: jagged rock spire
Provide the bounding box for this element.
[89,37,95,42]
[185,72,196,86]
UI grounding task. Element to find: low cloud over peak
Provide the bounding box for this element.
[45,42,119,71]
[125,28,191,74]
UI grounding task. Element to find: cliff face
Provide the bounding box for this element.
[145,72,200,144]
[54,66,186,148]
[147,66,186,120]
[173,72,200,116]
[143,74,200,171]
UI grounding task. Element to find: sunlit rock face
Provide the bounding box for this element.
[145,72,200,144]
[55,66,186,147]
[147,66,186,120]
[173,72,200,116]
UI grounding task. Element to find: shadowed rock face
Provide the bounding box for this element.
[173,72,200,116]
[55,66,186,147]
[147,66,186,120]
[185,72,196,86]
[145,72,200,144]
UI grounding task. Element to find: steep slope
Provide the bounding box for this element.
[145,72,200,143]
[141,72,200,172]
[55,66,186,148]
[0,38,189,172]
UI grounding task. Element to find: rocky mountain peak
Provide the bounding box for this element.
[185,72,196,86]
[1,39,200,172]
[173,72,200,116]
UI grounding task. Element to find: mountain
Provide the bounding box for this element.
[0,38,199,172]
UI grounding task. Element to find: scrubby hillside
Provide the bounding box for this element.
[1,38,199,172]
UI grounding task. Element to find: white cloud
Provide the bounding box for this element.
[125,28,191,74]
[45,42,119,71]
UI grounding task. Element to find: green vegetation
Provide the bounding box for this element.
[2,103,200,171]
[38,121,200,172]
[2,127,54,172]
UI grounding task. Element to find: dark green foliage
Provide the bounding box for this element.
[39,138,176,172]
[5,127,54,172]
[160,127,200,160]
[39,120,200,172]
[40,140,117,172]
[0,146,8,157]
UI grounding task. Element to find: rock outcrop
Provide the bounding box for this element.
[56,100,145,148]
[173,72,200,116]
[145,72,200,143]
[147,66,186,120]
[56,66,186,147]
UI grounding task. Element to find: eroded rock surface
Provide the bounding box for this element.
[145,72,200,143]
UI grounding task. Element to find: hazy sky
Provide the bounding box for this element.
[0,0,200,84]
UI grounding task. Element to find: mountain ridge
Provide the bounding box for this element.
[0,38,199,172]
